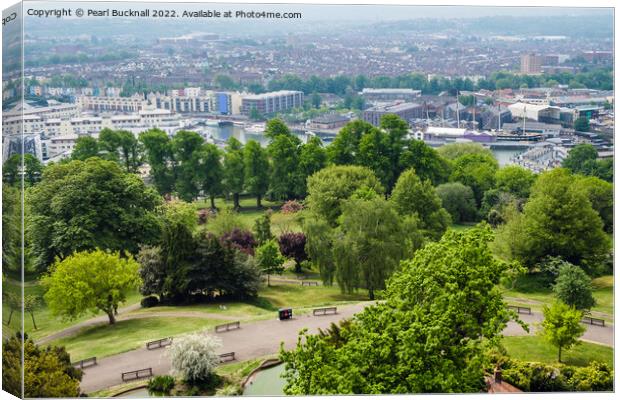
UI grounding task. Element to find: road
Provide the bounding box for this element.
[78,302,613,393]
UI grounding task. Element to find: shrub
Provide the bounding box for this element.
[147,375,176,395]
[220,228,257,255]
[140,296,160,308]
[168,333,222,383]
[565,361,614,391]
[281,200,304,214]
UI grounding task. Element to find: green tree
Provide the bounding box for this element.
[2,185,21,273]
[310,92,322,108]
[42,249,141,324]
[243,140,270,207]
[209,207,244,237]
[256,239,285,286]
[297,136,327,197]
[306,165,383,226]
[98,128,122,162]
[391,169,450,241]
[399,139,451,185]
[450,153,498,205]
[139,129,176,195]
[573,117,590,132]
[267,126,302,200]
[281,225,513,394]
[253,210,274,245]
[562,144,598,175]
[196,143,224,209]
[223,137,245,209]
[27,158,161,272]
[333,196,406,299]
[327,120,376,165]
[553,263,596,311]
[500,168,610,273]
[3,334,83,398]
[117,130,142,173]
[171,130,204,201]
[2,154,43,186]
[437,142,494,160]
[71,136,100,161]
[303,215,336,285]
[436,182,477,223]
[495,165,536,199]
[574,175,613,233]
[540,301,586,363]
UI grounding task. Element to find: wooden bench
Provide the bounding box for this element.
[72,356,97,369]
[301,281,319,287]
[313,307,337,316]
[121,367,153,382]
[215,321,241,333]
[507,305,532,315]
[146,337,173,350]
[581,316,605,326]
[218,352,236,363]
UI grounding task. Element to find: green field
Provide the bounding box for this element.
[502,336,613,367]
[49,317,225,361]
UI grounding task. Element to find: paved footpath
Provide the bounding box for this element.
[79,303,613,393]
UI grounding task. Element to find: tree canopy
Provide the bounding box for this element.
[281,225,513,394]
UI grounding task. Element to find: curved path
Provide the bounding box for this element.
[78,302,613,393]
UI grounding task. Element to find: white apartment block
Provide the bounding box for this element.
[77,94,147,112]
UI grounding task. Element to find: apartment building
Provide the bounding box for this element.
[241,90,304,116]
[520,54,543,75]
[362,102,424,126]
[361,88,422,103]
[77,94,146,112]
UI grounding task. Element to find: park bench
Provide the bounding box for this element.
[146,337,173,350]
[215,321,241,333]
[218,352,236,363]
[581,316,605,326]
[121,367,153,382]
[301,281,319,287]
[313,307,338,316]
[507,305,531,315]
[72,356,97,369]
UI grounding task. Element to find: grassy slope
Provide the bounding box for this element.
[50,317,226,361]
[502,336,613,367]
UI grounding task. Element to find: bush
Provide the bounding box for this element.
[220,228,257,255]
[501,359,613,392]
[168,333,222,383]
[565,361,613,391]
[140,296,160,308]
[147,375,175,395]
[281,200,304,214]
[553,263,596,310]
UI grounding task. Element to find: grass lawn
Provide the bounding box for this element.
[2,278,142,342]
[502,273,613,317]
[449,223,478,232]
[50,317,226,361]
[502,336,613,367]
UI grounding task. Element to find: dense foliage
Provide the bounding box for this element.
[281,225,514,394]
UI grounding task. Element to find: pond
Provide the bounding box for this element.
[243,364,287,396]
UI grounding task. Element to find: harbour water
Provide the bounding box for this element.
[203,124,523,166]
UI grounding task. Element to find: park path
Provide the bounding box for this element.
[78,302,613,394]
[504,296,613,320]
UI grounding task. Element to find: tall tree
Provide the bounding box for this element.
[253,210,274,245]
[561,144,598,175]
[553,263,596,311]
[380,114,410,191]
[268,133,302,200]
[171,130,205,201]
[27,158,161,272]
[391,169,450,241]
[540,301,586,363]
[281,225,514,394]
[139,129,176,195]
[498,168,610,273]
[494,165,536,199]
[43,250,141,325]
[435,182,477,224]
[223,137,245,209]
[399,139,451,185]
[357,129,393,191]
[297,136,327,197]
[117,130,142,173]
[303,215,336,285]
[71,136,100,161]
[306,165,383,226]
[196,143,224,209]
[97,128,122,162]
[278,232,307,273]
[450,153,498,206]
[575,175,613,233]
[327,120,375,165]
[243,140,270,207]
[333,196,405,299]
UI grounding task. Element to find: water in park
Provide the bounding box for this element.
[114,388,150,398]
[242,364,287,396]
